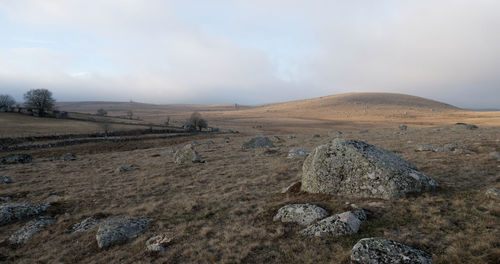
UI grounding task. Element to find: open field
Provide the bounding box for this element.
[1,93,499,263]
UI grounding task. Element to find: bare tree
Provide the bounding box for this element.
[23,89,55,117]
[188,112,208,131]
[0,94,16,111]
[98,121,111,137]
[96,108,107,116]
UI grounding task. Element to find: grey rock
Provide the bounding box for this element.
[0,196,12,201]
[273,203,328,226]
[287,135,297,139]
[191,141,199,145]
[1,176,13,184]
[490,152,500,159]
[63,153,77,161]
[398,124,408,131]
[146,234,174,252]
[281,181,302,193]
[242,135,275,149]
[453,149,477,155]
[300,209,368,237]
[451,123,478,130]
[300,209,367,237]
[70,217,103,233]
[485,188,500,199]
[8,217,55,244]
[96,218,152,248]
[0,203,50,226]
[0,154,34,164]
[287,148,311,158]
[117,166,135,173]
[174,144,204,164]
[162,149,176,155]
[415,145,441,152]
[302,138,438,199]
[351,238,433,264]
[312,134,321,138]
[359,129,369,133]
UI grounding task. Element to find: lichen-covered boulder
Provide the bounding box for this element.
[242,135,274,149]
[0,154,34,164]
[273,203,328,226]
[8,217,55,244]
[351,238,433,264]
[287,148,311,158]
[301,138,438,199]
[96,218,152,248]
[0,203,50,226]
[300,209,369,237]
[174,144,204,164]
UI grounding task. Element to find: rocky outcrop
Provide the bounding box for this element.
[273,203,328,226]
[300,209,369,237]
[301,138,438,199]
[287,148,311,158]
[242,136,275,149]
[96,218,152,248]
[0,203,50,226]
[174,144,204,164]
[8,217,55,244]
[351,238,433,264]
[0,154,34,164]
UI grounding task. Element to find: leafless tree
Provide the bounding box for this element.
[0,94,16,110]
[98,121,111,137]
[96,108,107,116]
[23,89,55,117]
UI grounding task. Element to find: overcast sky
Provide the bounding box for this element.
[0,0,499,108]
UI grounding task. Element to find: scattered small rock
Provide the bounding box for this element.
[350,237,433,264]
[0,203,50,226]
[287,148,311,158]
[63,153,77,161]
[452,123,478,130]
[300,209,369,237]
[117,166,135,173]
[273,203,328,226]
[8,217,55,244]
[146,234,174,252]
[359,129,369,133]
[485,188,500,199]
[287,135,296,139]
[0,154,34,165]
[96,218,152,248]
[242,135,275,149]
[398,124,408,131]
[1,176,13,184]
[70,217,103,233]
[174,144,204,164]
[281,182,302,194]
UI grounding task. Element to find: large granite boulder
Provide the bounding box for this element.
[301,138,438,199]
[242,135,274,149]
[351,238,432,264]
[0,154,34,164]
[273,203,328,226]
[8,217,55,244]
[0,203,50,226]
[96,218,152,248]
[300,209,369,237]
[174,144,204,164]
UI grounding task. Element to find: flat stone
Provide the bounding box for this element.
[287,148,311,158]
[273,203,328,226]
[8,217,55,244]
[351,238,433,264]
[146,234,174,252]
[0,203,50,226]
[300,209,369,237]
[96,218,152,248]
[70,217,103,233]
[242,135,275,149]
[117,166,135,173]
[451,123,478,130]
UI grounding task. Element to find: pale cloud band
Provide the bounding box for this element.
[0,0,499,109]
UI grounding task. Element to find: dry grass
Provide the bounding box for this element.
[1,93,499,263]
